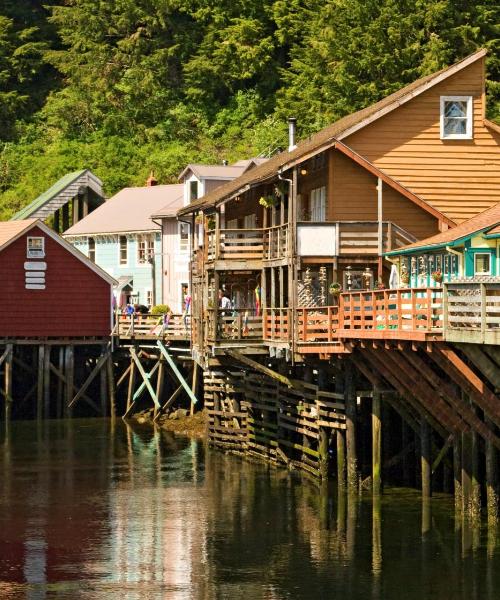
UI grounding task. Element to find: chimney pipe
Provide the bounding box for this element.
[146,171,158,187]
[288,118,297,152]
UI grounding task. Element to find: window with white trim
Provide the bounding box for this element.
[190,180,199,202]
[440,96,473,139]
[310,186,326,221]
[474,253,491,275]
[178,222,190,254]
[27,236,45,258]
[119,235,128,265]
[146,289,153,307]
[137,234,154,264]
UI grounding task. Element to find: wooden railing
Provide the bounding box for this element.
[337,221,416,255]
[339,288,443,335]
[296,306,339,344]
[264,224,289,260]
[444,281,500,344]
[263,308,291,342]
[115,313,191,339]
[206,308,263,343]
[207,228,264,261]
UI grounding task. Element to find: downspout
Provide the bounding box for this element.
[278,168,296,362]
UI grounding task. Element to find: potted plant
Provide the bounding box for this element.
[205,215,216,230]
[400,271,410,286]
[431,270,443,284]
[194,213,203,225]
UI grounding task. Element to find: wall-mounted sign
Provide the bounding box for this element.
[24,262,47,271]
[297,224,336,256]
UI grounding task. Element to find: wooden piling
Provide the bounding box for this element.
[421,419,431,499]
[372,387,382,496]
[37,345,45,421]
[486,416,498,524]
[43,345,51,419]
[64,345,74,418]
[107,355,116,420]
[125,357,136,417]
[453,436,462,513]
[4,344,13,422]
[319,427,329,479]
[100,347,108,417]
[154,357,165,420]
[337,429,346,488]
[344,362,358,491]
[56,347,64,418]
[461,430,473,517]
[190,361,198,416]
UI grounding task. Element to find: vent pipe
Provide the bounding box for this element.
[288,118,297,152]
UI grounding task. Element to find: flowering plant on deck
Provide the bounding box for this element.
[400,271,410,285]
[329,282,342,296]
[431,270,443,283]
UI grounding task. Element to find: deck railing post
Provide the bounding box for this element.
[442,283,448,334]
[481,283,487,343]
[426,288,432,331]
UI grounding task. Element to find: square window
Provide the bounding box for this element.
[440,96,473,140]
[27,236,45,258]
[474,253,491,275]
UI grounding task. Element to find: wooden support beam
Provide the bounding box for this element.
[37,345,44,421]
[191,362,198,416]
[362,348,446,438]
[129,347,160,409]
[486,415,499,524]
[68,350,110,409]
[125,358,136,417]
[154,358,165,420]
[431,434,454,474]
[456,344,500,391]
[224,349,295,389]
[337,429,346,488]
[382,349,466,435]
[153,384,184,422]
[406,349,500,451]
[43,345,51,418]
[345,361,358,491]
[49,362,98,412]
[434,344,500,430]
[157,341,198,405]
[364,349,452,438]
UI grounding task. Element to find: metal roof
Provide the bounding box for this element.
[11,169,103,220]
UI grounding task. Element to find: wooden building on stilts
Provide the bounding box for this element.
[178,49,500,520]
[0,219,117,420]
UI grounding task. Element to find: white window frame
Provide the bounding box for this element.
[474,252,491,276]
[119,235,128,266]
[145,289,153,307]
[440,96,473,140]
[137,234,155,265]
[310,186,326,222]
[27,236,45,258]
[178,222,190,254]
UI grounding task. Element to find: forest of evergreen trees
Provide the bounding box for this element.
[0,0,499,218]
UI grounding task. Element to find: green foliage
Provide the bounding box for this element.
[0,0,498,218]
[151,304,171,315]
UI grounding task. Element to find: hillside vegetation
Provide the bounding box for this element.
[0,0,499,218]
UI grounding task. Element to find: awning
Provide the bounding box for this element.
[114,275,133,294]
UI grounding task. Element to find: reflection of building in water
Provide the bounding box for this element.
[108,427,210,597]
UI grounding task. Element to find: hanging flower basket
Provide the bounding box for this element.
[205,216,216,230]
[194,214,203,225]
[431,270,443,283]
[400,272,410,285]
[329,282,342,296]
[259,195,278,209]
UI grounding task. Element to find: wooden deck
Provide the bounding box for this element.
[114,313,191,342]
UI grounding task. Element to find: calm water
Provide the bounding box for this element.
[1,420,500,600]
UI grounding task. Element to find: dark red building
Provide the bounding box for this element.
[1,219,115,338]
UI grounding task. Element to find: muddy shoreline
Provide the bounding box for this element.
[132,408,207,437]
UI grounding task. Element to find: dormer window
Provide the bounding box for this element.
[190,180,199,202]
[440,96,473,140]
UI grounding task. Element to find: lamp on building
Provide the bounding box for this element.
[363,266,373,289]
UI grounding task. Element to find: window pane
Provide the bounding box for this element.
[120,236,127,264]
[445,101,467,118]
[444,117,466,135]
[475,254,490,274]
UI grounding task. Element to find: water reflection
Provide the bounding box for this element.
[1,420,500,599]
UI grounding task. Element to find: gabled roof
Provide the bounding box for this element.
[0,219,116,284]
[151,189,187,219]
[178,49,487,217]
[11,169,103,220]
[387,203,500,255]
[178,164,246,182]
[64,184,183,235]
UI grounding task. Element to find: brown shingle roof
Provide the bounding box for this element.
[388,203,500,254]
[178,49,487,217]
